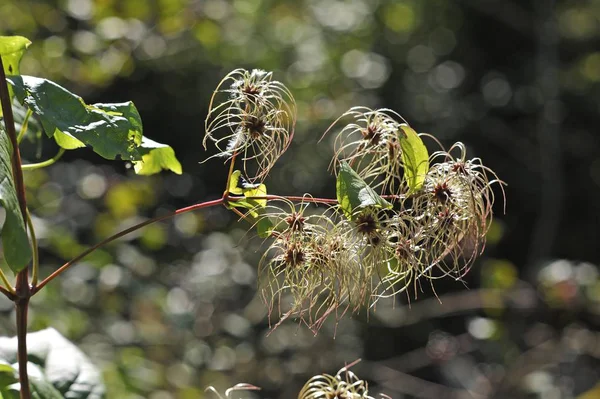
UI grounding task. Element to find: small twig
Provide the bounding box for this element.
[223,152,238,197]
[235,194,338,205]
[490,338,559,398]
[26,210,39,287]
[0,283,16,299]
[0,265,15,294]
[373,287,536,328]
[16,108,32,144]
[373,363,486,399]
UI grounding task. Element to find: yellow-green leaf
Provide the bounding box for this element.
[228,170,244,195]
[243,183,267,208]
[133,137,182,175]
[0,36,31,76]
[0,36,31,117]
[225,172,267,218]
[399,125,429,192]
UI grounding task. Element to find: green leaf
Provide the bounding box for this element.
[8,76,145,160]
[227,170,271,235]
[0,366,65,399]
[7,77,182,174]
[228,184,267,216]
[228,170,244,195]
[0,125,32,273]
[133,137,182,175]
[226,170,267,217]
[0,362,17,391]
[399,125,429,192]
[0,36,31,76]
[0,329,105,399]
[243,183,267,208]
[336,161,392,219]
[0,36,31,117]
[256,214,274,238]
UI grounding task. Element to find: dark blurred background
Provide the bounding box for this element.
[1,0,600,398]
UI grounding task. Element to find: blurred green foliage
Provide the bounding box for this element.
[2,0,600,398]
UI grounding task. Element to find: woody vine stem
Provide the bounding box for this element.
[1,59,504,399]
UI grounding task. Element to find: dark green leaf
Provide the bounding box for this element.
[8,76,143,161]
[399,125,429,192]
[336,161,391,219]
[0,329,105,399]
[7,77,182,174]
[256,211,274,238]
[133,137,182,175]
[0,125,32,273]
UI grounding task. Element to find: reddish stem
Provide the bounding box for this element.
[0,285,16,300]
[234,195,339,205]
[15,272,31,399]
[1,55,32,399]
[32,198,225,293]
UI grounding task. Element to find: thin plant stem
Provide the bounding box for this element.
[0,267,15,295]
[32,197,225,293]
[15,293,31,399]
[223,152,238,197]
[21,148,65,171]
[1,55,32,399]
[237,195,338,204]
[26,210,39,287]
[16,108,32,144]
[0,279,16,298]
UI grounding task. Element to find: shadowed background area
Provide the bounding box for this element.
[1,0,600,398]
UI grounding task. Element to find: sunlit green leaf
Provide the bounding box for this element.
[336,161,391,219]
[228,170,244,195]
[0,125,32,273]
[0,36,31,76]
[399,125,428,192]
[0,329,105,399]
[133,137,182,175]
[243,183,267,208]
[226,170,267,217]
[0,36,31,117]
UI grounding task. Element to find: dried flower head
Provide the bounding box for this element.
[206,383,261,399]
[204,69,296,182]
[374,212,425,299]
[298,364,376,399]
[258,201,369,332]
[410,142,505,281]
[325,107,407,192]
